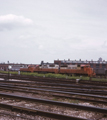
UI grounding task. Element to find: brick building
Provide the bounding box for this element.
[54,58,107,75]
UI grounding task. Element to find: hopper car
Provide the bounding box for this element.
[20,64,96,77]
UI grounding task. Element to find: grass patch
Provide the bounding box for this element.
[0,70,107,82]
[70,100,79,104]
[52,98,58,101]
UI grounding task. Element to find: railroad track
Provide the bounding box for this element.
[0,75,107,119]
[0,79,107,94]
[1,81,107,94]
[0,103,88,120]
[0,84,107,104]
[0,74,107,86]
[0,79,107,90]
[0,92,107,119]
[1,83,107,95]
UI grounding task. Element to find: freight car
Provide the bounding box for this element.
[20,64,96,77]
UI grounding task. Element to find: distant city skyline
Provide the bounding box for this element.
[0,57,106,64]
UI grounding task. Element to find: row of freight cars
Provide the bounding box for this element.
[20,64,96,77]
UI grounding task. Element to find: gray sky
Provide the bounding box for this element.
[0,0,107,64]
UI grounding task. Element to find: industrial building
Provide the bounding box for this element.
[54,58,107,76]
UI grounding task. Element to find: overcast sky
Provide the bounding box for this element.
[0,0,107,64]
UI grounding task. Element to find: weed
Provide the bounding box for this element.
[52,98,58,101]
[0,70,107,82]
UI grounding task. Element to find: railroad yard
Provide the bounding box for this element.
[0,74,107,120]
[1,0,107,119]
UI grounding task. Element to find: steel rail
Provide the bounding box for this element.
[0,84,107,100]
[0,83,107,96]
[0,74,76,83]
[0,112,34,120]
[1,74,107,86]
[0,86,107,104]
[0,103,87,120]
[0,81,107,94]
[0,79,107,89]
[33,82,107,89]
[0,92,107,114]
[1,74,107,90]
[0,80,32,84]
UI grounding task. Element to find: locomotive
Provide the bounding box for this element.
[20,64,96,77]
